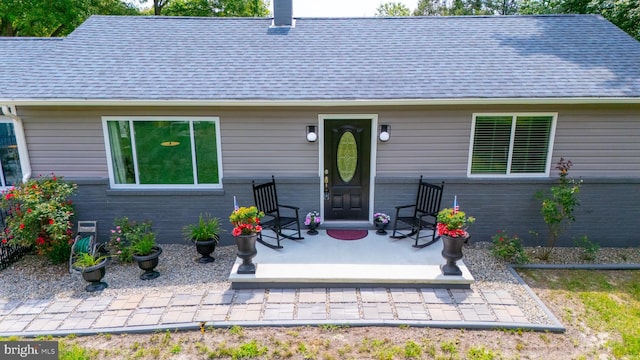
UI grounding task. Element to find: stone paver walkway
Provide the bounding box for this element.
[0,285,561,337]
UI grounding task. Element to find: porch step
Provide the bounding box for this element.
[228,230,474,289]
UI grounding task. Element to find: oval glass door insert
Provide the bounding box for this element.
[337,131,357,183]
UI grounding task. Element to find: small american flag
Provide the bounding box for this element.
[233,196,239,211]
[453,195,459,214]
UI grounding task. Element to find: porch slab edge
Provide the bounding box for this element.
[230,281,472,289]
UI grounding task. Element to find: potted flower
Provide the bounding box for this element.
[108,217,153,263]
[229,206,264,274]
[72,252,109,292]
[304,211,321,235]
[182,213,222,263]
[436,207,475,276]
[373,212,391,235]
[131,231,162,280]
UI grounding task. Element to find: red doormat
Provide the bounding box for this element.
[326,229,369,241]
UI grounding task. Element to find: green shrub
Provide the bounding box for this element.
[108,217,154,262]
[404,340,422,358]
[182,213,222,242]
[467,346,498,359]
[131,232,157,256]
[0,174,77,264]
[491,230,529,264]
[535,158,582,259]
[574,235,599,261]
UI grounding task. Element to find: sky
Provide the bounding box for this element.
[291,0,417,17]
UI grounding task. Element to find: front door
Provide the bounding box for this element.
[323,119,371,220]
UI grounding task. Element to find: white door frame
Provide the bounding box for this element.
[317,114,379,223]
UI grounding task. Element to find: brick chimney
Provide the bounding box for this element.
[273,0,293,27]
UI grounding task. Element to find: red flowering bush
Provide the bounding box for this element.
[229,206,264,236]
[0,174,77,264]
[490,230,529,264]
[436,207,475,238]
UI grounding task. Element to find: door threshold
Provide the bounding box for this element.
[322,220,372,229]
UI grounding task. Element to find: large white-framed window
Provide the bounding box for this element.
[468,113,557,177]
[102,116,223,189]
[0,118,23,187]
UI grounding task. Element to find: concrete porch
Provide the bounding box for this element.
[229,229,474,289]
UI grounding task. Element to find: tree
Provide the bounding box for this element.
[152,0,171,15]
[493,0,519,14]
[520,0,640,41]
[213,0,270,17]
[413,0,451,15]
[598,0,640,40]
[376,2,411,16]
[0,0,139,37]
[413,0,496,15]
[519,0,561,14]
[161,0,270,16]
[162,0,212,16]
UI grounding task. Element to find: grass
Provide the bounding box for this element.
[2,269,638,359]
[521,269,640,358]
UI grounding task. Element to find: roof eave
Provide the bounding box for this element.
[2,97,640,107]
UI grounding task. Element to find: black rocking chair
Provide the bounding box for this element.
[252,176,304,249]
[390,177,445,248]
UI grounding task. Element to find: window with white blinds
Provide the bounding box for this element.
[469,113,556,176]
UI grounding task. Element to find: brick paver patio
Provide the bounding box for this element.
[0,285,558,336]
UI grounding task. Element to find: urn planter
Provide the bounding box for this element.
[235,234,258,274]
[194,237,218,263]
[182,213,222,264]
[440,235,467,276]
[132,246,162,280]
[307,222,319,235]
[374,221,388,235]
[80,258,108,292]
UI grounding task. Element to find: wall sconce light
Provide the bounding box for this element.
[306,125,318,142]
[379,124,390,142]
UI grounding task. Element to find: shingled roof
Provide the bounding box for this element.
[1,14,639,104]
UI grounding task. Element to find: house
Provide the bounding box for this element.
[1,1,639,247]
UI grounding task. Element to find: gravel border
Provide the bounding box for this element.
[0,244,236,301]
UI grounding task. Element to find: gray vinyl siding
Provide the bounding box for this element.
[20,108,107,177]
[373,104,640,178]
[221,110,318,175]
[375,108,472,177]
[17,104,640,180]
[18,106,322,179]
[553,106,640,177]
